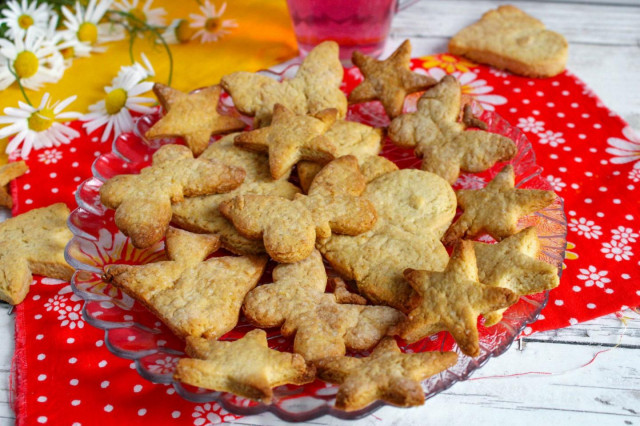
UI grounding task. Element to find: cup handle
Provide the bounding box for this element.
[396,0,420,13]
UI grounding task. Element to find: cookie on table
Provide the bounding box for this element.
[220,156,377,263]
[100,144,246,249]
[317,168,456,312]
[145,84,246,156]
[349,39,437,119]
[175,329,315,404]
[243,250,404,362]
[0,161,28,208]
[221,41,347,127]
[388,75,516,184]
[473,227,559,326]
[171,134,300,255]
[316,337,458,411]
[443,165,556,244]
[391,241,518,357]
[449,5,568,78]
[103,227,267,339]
[0,203,74,305]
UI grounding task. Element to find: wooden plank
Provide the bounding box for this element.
[393,0,640,46]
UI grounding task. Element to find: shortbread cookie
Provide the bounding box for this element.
[388,75,516,183]
[243,251,404,361]
[449,5,568,78]
[103,227,267,339]
[220,156,377,263]
[297,120,383,192]
[443,165,556,244]
[145,84,246,156]
[235,104,338,180]
[317,168,456,311]
[474,227,559,325]
[316,337,457,411]
[100,144,245,248]
[171,134,300,255]
[221,41,347,127]
[0,161,28,208]
[392,241,518,357]
[175,329,315,404]
[0,203,74,305]
[349,40,436,119]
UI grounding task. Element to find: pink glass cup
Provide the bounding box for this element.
[286,0,419,63]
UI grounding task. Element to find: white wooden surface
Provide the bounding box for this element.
[2,0,640,424]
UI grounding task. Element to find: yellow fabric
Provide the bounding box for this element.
[0,0,298,163]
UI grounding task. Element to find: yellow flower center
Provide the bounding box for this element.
[204,17,220,32]
[175,19,194,43]
[28,108,55,132]
[441,55,457,64]
[105,88,128,115]
[13,51,39,79]
[128,7,147,29]
[18,14,34,29]
[78,22,98,44]
[61,46,75,59]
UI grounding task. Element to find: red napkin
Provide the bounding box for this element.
[9,55,639,424]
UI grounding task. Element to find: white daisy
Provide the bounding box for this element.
[0,27,65,90]
[576,266,610,288]
[546,175,566,192]
[0,0,54,41]
[189,1,238,43]
[601,240,633,262]
[61,0,123,57]
[568,217,602,240]
[83,65,155,142]
[538,130,565,147]
[606,126,640,170]
[611,226,638,243]
[0,93,81,158]
[517,117,545,134]
[114,52,154,85]
[112,0,166,31]
[629,168,640,183]
[161,18,193,44]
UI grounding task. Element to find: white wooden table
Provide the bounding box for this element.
[2,1,640,424]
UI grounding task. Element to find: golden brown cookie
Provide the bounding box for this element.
[316,337,458,411]
[100,144,246,249]
[449,5,568,78]
[174,329,315,404]
[0,203,73,305]
[235,104,338,180]
[317,168,456,312]
[474,227,559,326]
[443,165,556,244]
[220,156,377,263]
[0,161,28,208]
[392,241,518,357]
[349,40,437,119]
[388,75,516,183]
[103,227,267,339]
[171,134,300,255]
[243,251,404,361]
[221,41,347,127]
[145,84,246,156]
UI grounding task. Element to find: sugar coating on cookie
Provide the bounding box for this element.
[221,41,347,127]
[100,144,246,249]
[449,5,568,78]
[0,203,73,305]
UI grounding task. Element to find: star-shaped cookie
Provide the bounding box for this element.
[103,227,267,339]
[315,337,458,411]
[145,84,246,156]
[243,250,403,361]
[349,40,436,119]
[221,41,347,127]
[174,329,315,404]
[388,75,517,183]
[443,165,556,244]
[234,104,338,180]
[393,241,518,356]
[0,161,27,208]
[473,227,559,326]
[0,203,74,305]
[100,144,246,248]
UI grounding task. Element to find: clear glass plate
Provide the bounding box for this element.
[65,66,567,422]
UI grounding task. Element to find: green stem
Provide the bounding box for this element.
[6,59,32,106]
